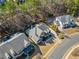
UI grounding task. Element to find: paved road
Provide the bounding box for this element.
[48,34,79,59]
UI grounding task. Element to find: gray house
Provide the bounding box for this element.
[54,15,76,31]
[0,33,35,59]
[28,23,57,44]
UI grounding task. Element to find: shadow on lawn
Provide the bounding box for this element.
[31,43,42,58]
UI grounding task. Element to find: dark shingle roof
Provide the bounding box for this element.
[38,23,49,31]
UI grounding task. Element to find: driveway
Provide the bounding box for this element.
[48,34,79,59]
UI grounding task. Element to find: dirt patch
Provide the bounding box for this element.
[64,28,79,35]
[39,43,54,55]
[68,48,79,59]
[58,28,79,39]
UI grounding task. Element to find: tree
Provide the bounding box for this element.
[39,0,67,17]
[0,19,17,36]
[64,0,79,16]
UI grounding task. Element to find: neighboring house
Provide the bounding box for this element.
[0,33,35,59]
[54,15,76,31]
[27,23,57,44]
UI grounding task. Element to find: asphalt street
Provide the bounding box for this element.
[48,34,79,59]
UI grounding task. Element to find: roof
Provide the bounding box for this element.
[0,33,30,59]
[28,23,50,43]
[0,33,29,46]
[38,23,49,32]
[46,17,55,24]
[56,15,74,25]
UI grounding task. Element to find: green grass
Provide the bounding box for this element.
[0,0,39,15]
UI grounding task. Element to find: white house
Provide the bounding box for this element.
[0,33,35,59]
[27,23,57,44]
[54,15,76,31]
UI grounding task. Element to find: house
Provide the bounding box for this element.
[0,33,35,59]
[54,15,76,31]
[27,23,57,44]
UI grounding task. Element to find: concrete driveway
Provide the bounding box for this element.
[48,34,79,59]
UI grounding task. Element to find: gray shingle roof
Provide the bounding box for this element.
[56,15,74,25]
[38,23,49,32]
[0,33,30,59]
[28,23,50,43]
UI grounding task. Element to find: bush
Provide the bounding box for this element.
[49,24,58,32]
